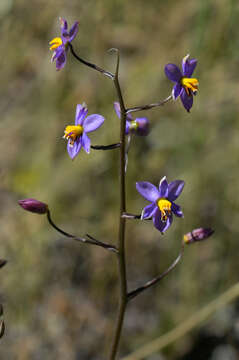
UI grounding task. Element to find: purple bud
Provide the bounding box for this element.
[184,228,214,245]
[18,198,48,215]
[135,117,150,136]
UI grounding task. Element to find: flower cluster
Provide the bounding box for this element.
[49,19,202,235]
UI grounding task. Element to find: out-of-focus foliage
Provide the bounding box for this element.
[1,0,239,359]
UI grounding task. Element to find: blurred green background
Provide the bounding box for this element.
[1,0,239,359]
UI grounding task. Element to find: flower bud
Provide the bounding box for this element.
[18,198,48,215]
[135,117,150,136]
[183,228,214,245]
[0,260,7,269]
[0,320,5,338]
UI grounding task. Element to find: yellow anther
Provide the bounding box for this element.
[63,125,83,146]
[49,37,63,51]
[157,198,172,222]
[181,77,199,96]
[129,120,139,132]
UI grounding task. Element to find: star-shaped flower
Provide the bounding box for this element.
[63,103,105,160]
[49,17,79,70]
[165,54,198,112]
[136,176,184,233]
[114,102,149,136]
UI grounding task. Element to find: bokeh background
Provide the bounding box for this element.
[1,0,239,359]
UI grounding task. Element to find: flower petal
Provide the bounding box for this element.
[180,89,193,112]
[141,203,157,219]
[172,83,183,100]
[125,120,131,135]
[69,21,79,42]
[83,114,105,133]
[171,202,183,217]
[114,102,121,119]
[158,176,168,198]
[168,180,185,201]
[135,117,150,136]
[67,138,81,159]
[81,132,91,154]
[60,18,69,38]
[165,64,182,82]
[136,182,159,202]
[182,55,197,77]
[55,50,66,70]
[153,210,173,233]
[75,104,88,125]
[114,102,133,121]
[60,17,68,31]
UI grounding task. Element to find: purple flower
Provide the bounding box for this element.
[165,54,198,112]
[18,199,48,214]
[136,176,184,233]
[49,17,79,71]
[184,228,214,244]
[63,103,105,160]
[114,102,150,136]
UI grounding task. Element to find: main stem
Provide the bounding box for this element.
[109,57,128,360]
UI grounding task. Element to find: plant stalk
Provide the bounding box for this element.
[109,50,128,360]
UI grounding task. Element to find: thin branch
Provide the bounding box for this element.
[122,212,152,220]
[69,44,114,80]
[122,212,142,220]
[127,243,184,301]
[126,95,172,114]
[46,210,117,253]
[91,143,120,150]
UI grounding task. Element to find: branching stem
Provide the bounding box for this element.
[47,210,117,253]
[69,44,114,79]
[127,243,185,301]
[126,95,172,114]
[91,143,120,150]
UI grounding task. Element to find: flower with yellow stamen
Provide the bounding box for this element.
[136,176,184,233]
[165,54,198,112]
[49,17,79,71]
[63,103,105,160]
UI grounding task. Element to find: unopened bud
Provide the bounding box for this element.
[184,228,214,245]
[18,199,48,215]
[135,117,150,136]
[0,321,5,338]
[0,260,7,269]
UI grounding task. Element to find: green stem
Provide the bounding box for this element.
[109,50,128,360]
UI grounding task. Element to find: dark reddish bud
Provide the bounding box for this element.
[18,198,48,215]
[0,321,5,338]
[0,260,7,269]
[184,228,214,245]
